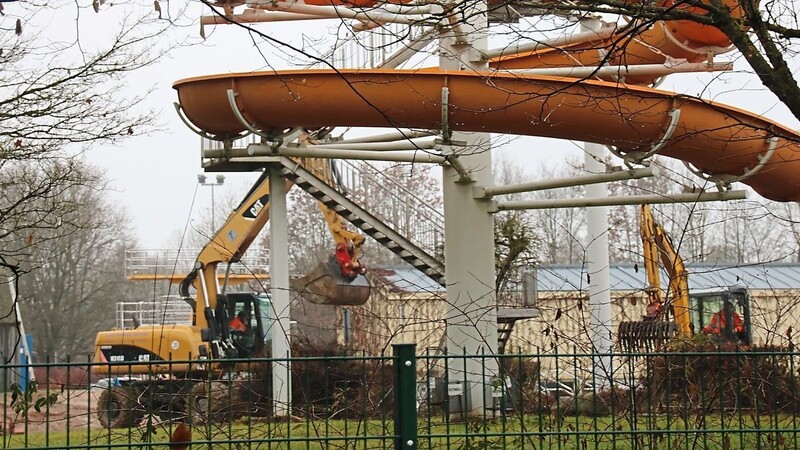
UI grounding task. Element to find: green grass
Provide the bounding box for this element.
[4,414,800,449]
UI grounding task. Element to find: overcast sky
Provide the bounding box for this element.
[62,2,800,249]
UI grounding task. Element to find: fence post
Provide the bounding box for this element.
[393,343,417,450]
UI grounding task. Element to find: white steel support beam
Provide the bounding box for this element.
[201,9,325,25]
[204,145,446,164]
[269,166,292,418]
[485,25,616,58]
[477,166,656,198]
[333,129,436,144]
[298,140,437,151]
[252,1,428,25]
[439,0,497,418]
[503,61,732,79]
[490,190,748,211]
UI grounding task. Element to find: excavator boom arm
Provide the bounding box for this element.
[185,158,370,334]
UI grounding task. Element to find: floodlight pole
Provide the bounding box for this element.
[198,173,225,232]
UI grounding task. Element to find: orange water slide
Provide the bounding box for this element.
[174,69,800,202]
[213,0,740,85]
[490,21,725,85]
[490,1,743,85]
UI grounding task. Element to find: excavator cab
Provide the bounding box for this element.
[689,286,752,346]
[619,286,753,352]
[215,292,268,359]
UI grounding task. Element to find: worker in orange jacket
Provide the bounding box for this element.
[229,311,248,333]
[703,307,744,336]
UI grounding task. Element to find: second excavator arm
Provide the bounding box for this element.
[640,204,692,337]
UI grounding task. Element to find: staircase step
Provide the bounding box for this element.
[283,157,445,285]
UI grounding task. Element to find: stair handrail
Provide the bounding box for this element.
[331,159,444,257]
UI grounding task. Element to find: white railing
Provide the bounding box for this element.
[313,24,432,70]
[125,249,270,278]
[115,298,193,330]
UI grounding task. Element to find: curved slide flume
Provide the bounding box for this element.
[174,69,800,202]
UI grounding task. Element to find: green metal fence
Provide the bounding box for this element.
[1,344,799,449]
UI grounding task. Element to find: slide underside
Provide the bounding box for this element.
[174,69,800,202]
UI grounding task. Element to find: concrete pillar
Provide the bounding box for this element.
[269,166,292,417]
[439,0,498,415]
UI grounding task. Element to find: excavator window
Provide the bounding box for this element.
[690,291,749,344]
[224,293,268,357]
[256,294,273,346]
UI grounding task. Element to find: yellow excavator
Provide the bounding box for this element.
[92,158,370,427]
[618,205,752,352]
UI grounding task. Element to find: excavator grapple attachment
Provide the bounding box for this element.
[618,320,678,354]
[298,257,371,306]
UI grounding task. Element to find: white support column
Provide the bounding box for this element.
[584,143,613,386]
[439,0,497,417]
[269,166,292,417]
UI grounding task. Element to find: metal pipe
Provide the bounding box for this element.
[333,129,437,144]
[306,139,436,151]
[502,61,732,79]
[485,25,616,59]
[204,145,446,163]
[491,190,748,211]
[372,4,432,15]
[201,10,324,24]
[480,166,656,198]
[255,1,427,25]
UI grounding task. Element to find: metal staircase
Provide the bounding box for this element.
[201,138,538,349]
[497,320,515,354]
[274,156,447,285]
[268,156,539,351]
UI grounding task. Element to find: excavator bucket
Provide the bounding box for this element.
[298,257,371,306]
[618,320,679,354]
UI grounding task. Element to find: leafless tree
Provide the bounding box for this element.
[0,1,189,358]
[525,160,587,264]
[0,1,176,275]
[493,154,543,292]
[12,164,137,357]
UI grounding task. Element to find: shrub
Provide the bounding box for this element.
[640,338,800,414]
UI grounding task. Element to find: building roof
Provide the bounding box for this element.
[372,263,800,294]
[537,263,800,292]
[370,266,444,293]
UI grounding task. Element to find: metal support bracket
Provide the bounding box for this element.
[608,108,681,167]
[435,138,472,183]
[227,89,297,146]
[174,102,249,144]
[683,135,779,192]
[440,87,451,143]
